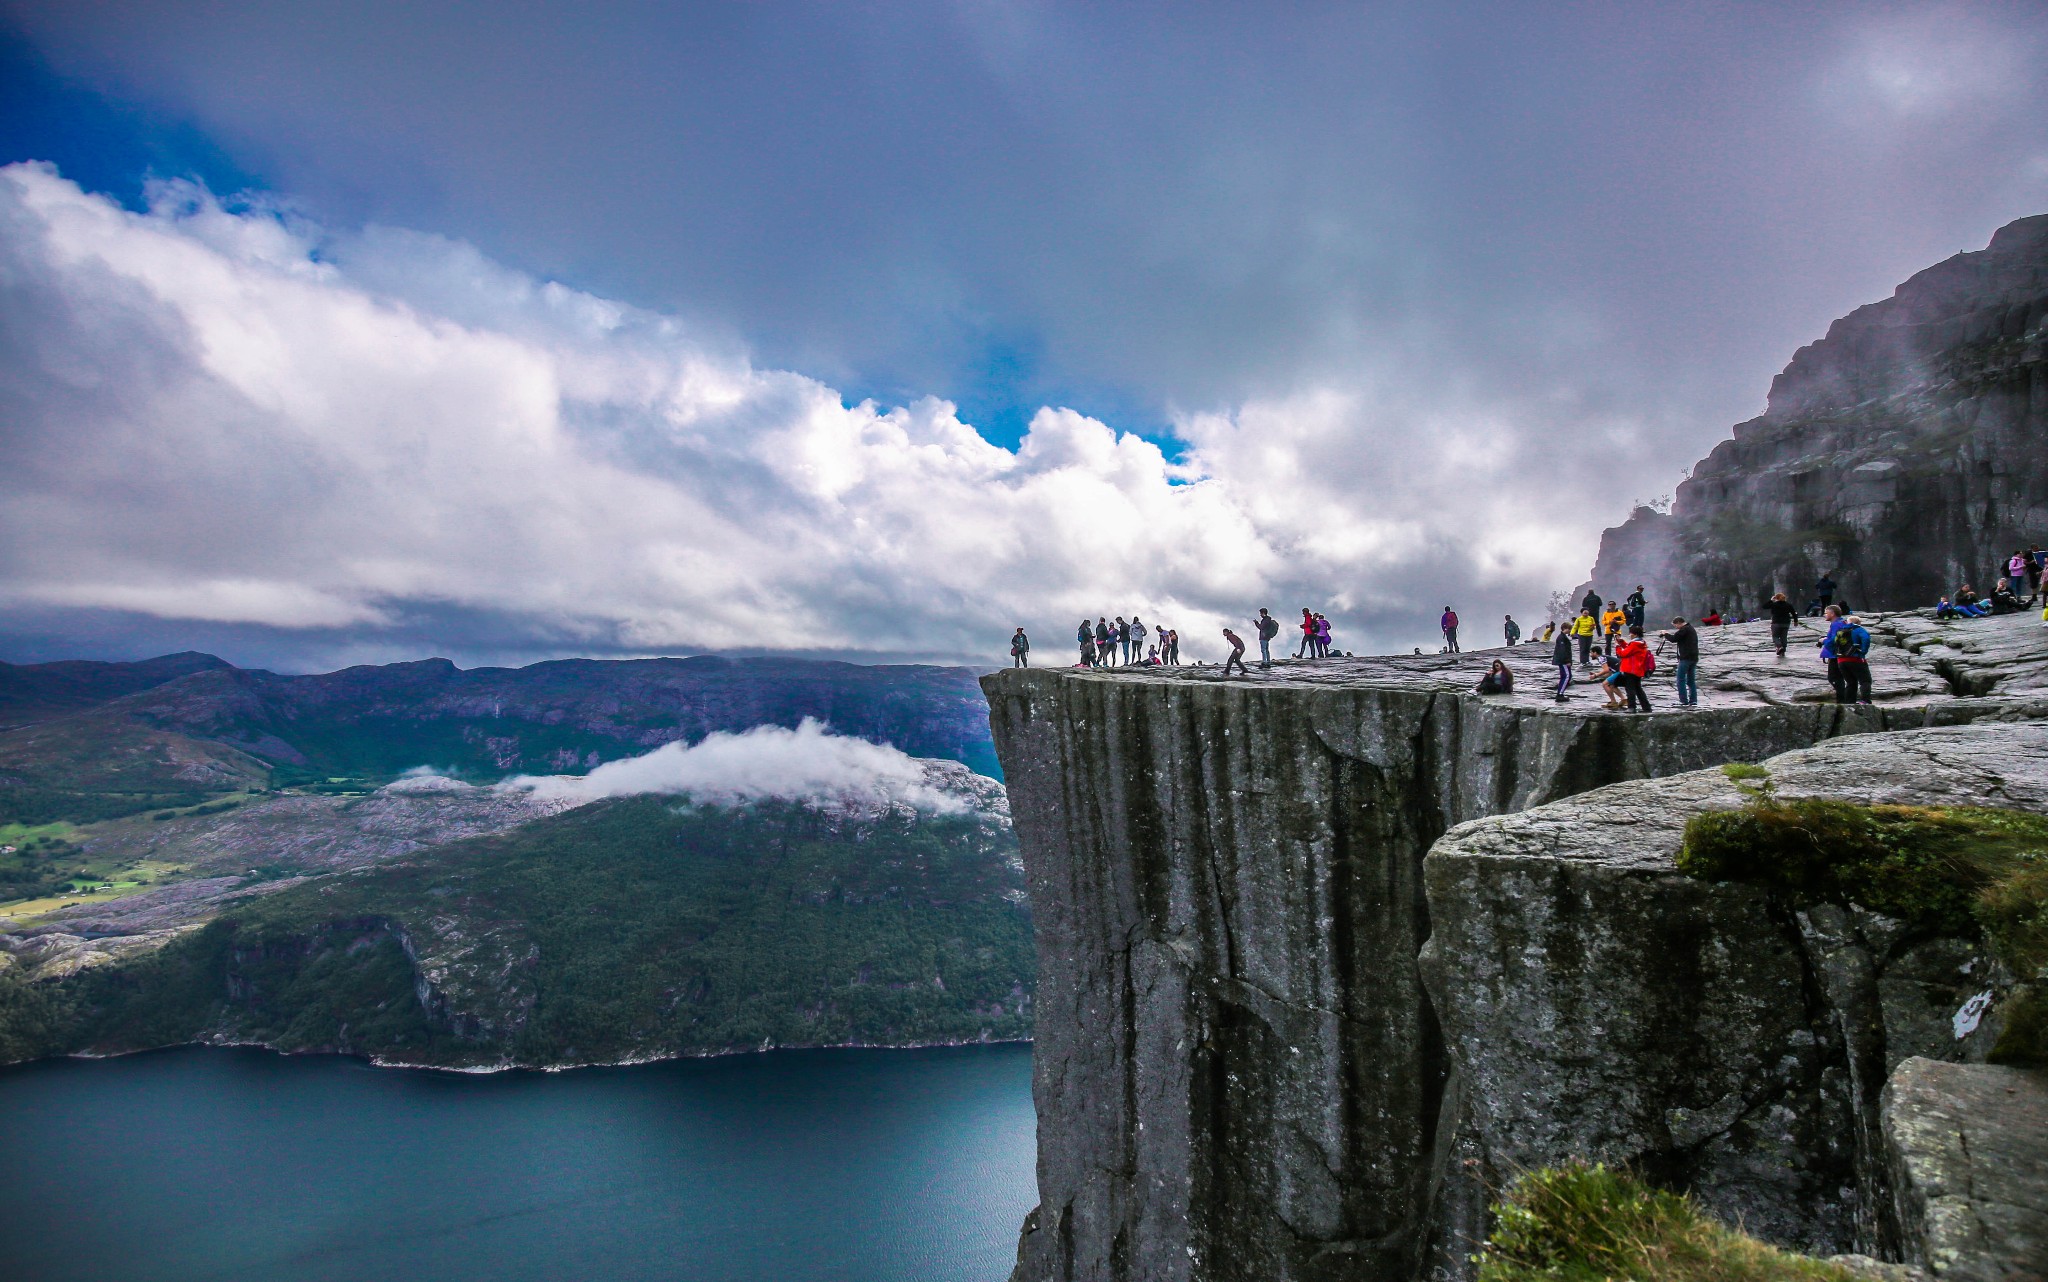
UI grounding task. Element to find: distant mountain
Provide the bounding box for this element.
[1586,213,2048,615]
[0,651,998,823]
[0,652,231,729]
[4,773,1030,1068]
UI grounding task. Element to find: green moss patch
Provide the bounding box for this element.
[1679,798,2048,1065]
[1478,1161,1855,1282]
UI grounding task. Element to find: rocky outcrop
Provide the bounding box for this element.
[1883,1057,2048,1281]
[1588,214,2048,617]
[1422,724,2043,1270]
[984,614,2048,1282]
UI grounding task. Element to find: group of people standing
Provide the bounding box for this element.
[1039,616,1183,668]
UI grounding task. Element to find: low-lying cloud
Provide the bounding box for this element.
[496,719,969,812]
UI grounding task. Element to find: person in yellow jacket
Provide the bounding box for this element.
[1568,608,1599,667]
[1600,601,1626,656]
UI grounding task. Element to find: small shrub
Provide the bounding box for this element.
[1478,1161,1856,1282]
[1720,763,1770,782]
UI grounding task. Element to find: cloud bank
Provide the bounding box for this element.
[496,719,967,813]
[0,162,1629,663]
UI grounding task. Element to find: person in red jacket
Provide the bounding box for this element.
[1614,627,1654,713]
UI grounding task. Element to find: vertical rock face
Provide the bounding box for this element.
[987,622,2048,1277]
[1883,1058,2048,1281]
[1589,214,2048,616]
[1422,725,2044,1269]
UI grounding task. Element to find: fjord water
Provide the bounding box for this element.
[0,1043,1035,1282]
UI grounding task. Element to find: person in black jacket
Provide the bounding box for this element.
[1766,592,1803,659]
[1580,587,1602,620]
[1659,616,1700,707]
[1550,626,1574,702]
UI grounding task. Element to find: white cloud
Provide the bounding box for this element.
[0,162,1623,660]
[496,718,970,812]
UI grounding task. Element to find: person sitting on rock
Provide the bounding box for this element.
[1700,608,1723,627]
[1143,644,1163,666]
[1935,596,1964,621]
[1990,578,2026,614]
[1475,659,1514,696]
[1591,651,1626,709]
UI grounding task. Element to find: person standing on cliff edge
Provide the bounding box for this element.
[1010,628,1030,668]
[1815,571,1837,611]
[1441,606,1460,653]
[1255,609,1279,667]
[1222,627,1249,675]
[1503,615,1521,646]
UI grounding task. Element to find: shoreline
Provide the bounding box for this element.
[18,1031,1036,1077]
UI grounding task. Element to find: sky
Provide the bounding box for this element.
[1,1,2045,671]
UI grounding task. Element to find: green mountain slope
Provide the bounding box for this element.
[5,791,1031,1067]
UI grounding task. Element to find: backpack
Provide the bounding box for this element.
[1259,616,1279,639]
[1640,647,1656,675]
[1841,625,1870,659]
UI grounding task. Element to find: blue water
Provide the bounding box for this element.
[0,1043,1036,1282]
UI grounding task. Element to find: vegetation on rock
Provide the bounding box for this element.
[4,794,1032,1067]
[1679,797,2048,1065]
[1477,1162,1857,1282]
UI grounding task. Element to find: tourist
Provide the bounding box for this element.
[2031,546,2046,599]
[1313,613,1332,658]
[1255,608,1279,667]
[1095,617,1112,665]
[1700,608,1724,626]
[1600,600,1625,656]
[1077,619,1095,666]
[1550,624,1574,701]
[2009,551,2030,602]
[1539,619,1555,644]
[1570,607,1598,666]
[1441,605,1460,653]
[1222,627,1249,675]
[1475,659,1514,695]
[1766,592,1801,658]
[1614,627,1654,713]
[1991,579,2025,614]
[1580,586,1603,619]
[1143,644,1162,666]
[1625,585,1646,630]
[1010,628,1030,669]
[1818,605,1847,701]
[1836,614,1873,704]
[1296,608,1316,658]
[1503,614,1521,646]
[1815,571,1837,610]
[1659,616,1699,707]
[1592,650,1625,709]
[1130,616,1148,664]
[1167,628,1181,665]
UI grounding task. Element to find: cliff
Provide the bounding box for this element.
[984,615,2048,1281]
[1587,213,2048,617]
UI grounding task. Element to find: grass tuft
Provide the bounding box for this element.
[1720,763,1770,782]
[1477,1161,1857,1282]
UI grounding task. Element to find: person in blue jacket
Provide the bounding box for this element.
[1817,605,1847,702]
